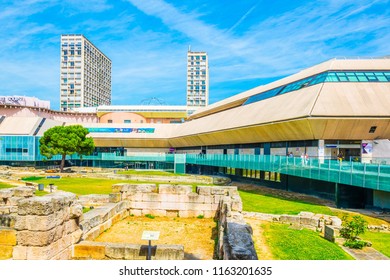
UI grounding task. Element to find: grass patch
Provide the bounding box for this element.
[261,222,353,260]
[360,231,390,257]
[22,177,213,195]
[117,170,182,176]
[0,182,15,189]
[21,177,129,195]
[21,176,45,181]
[239,189,335,215]
[34,190,48,196]
[145,214,155,219]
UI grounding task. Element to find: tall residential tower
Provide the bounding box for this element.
[60,34,111,111]
[186,50,209,107]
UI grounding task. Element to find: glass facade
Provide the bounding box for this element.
[244,71,390,106]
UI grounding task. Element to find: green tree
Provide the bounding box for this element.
[39,125,95,172]
[340,215,369,249]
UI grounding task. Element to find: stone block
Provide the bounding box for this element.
[179,210,204,218]
[280,215,301,225]
[300,217,320,228]
[147,209,166,217]
[99,219,113,235]
[14,210,67,231]
[17,192,76,216]
[64,219,80,235]
[13,187,34,198]
[0,189,13,199]
[186,203,212,211]
[109,193,121,203]
[128,192,143,201]
[203,210,216,219]
[211,187,226,195]
[51,246,72,260]
[214,195,225,204]
[159,202,186,211]
[12,245,27,260]
[133,201,161,210]
[166,210,179,218]
[330,217,342,227]
[73,243,106,260]
[142,193,160,202]
[7,197,24,206]
[158,194,189,203]
[129,209,142,216]
[324,225,341,242]
[197,194,211,204]
[112,210,128,224]
[123,184,157,194]
[111,184,124,193]
[231,198,243,212]
[159,184,192,194]
[70,203,83,219]
[24,232,73,260]
[17,224,65,246]
[196,186,211,195]
[299,211,315,217]
[0,229,17,246]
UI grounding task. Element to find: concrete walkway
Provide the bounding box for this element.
[342,246,390,260]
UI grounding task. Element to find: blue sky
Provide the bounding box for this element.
[0,0,389,110]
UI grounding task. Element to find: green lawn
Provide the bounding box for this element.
[21,176,211,195]
[21,177,129,195]
[0,182,16,189]
[261,222,354,260]
[360,231,390,258]
[117,170,183,176]
[239,189,335,215]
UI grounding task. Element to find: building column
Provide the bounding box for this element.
[318,140,325,164]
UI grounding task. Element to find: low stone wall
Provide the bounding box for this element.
[0,186,35,259]
[78,194,110,206]
[80,202,129,241]
[109,174,213,185]
[0,186,35,219]
[111,183,241,218]
[73,241,184,260]
[217,197,257,260]
[12,192,83,260]
[242,211,342,231]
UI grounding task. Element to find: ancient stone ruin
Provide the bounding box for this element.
[1,183,258,260]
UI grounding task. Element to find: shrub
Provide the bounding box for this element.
[344,240,368,249]
[145,214,155,219]
[197,215,204,219]
[340,215,368,249]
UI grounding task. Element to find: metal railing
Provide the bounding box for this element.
[185,154,390,191]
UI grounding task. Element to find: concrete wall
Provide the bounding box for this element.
[373,190,390,209]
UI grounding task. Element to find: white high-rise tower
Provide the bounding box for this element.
[186,50,209,107]
[60,34,111,111]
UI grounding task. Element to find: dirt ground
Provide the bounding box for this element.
[95,216,217,260]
